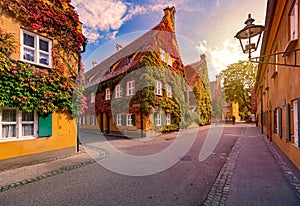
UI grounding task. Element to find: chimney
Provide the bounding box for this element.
[163,6,176,30]
[116,44,122,51]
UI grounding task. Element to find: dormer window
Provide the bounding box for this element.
[20,29,52,68]
[129,55,133,64]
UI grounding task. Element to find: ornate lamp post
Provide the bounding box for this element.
[235,14,265,60]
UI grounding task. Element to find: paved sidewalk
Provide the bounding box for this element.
[204,124,300,206]
[0,148,101,192]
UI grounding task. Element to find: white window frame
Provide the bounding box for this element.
[90,92,95,103]
[166,84,172,98]
[168,55,172,66]
[160,49,166,63]
[127,80,135,96]
[126,114,133,126]
[156,114,162,126]
[0,107,38,141]
[90,116,96,125]
[290,0,299,41]
[79,116,86,125]
[105,88,110,100]
[293,100,299,147]
[116,114,122,126]
[115,85,122,98]
[20,29,52,68]
[156,80,162,96]
[166,113,171,125]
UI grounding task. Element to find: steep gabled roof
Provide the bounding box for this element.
[84,6,180,89]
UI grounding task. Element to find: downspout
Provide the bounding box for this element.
[77,37,87,152]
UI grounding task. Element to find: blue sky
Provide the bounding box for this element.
[72,0,267,80]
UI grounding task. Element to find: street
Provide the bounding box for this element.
[0,124,242,206]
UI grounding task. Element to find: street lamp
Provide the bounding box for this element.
[235,14,265,60]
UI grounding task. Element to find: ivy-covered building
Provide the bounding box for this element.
[0,0,85,168]
[83,7,208,137]
[183,54,212,125]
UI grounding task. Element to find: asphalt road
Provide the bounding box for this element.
[0,124,243,206]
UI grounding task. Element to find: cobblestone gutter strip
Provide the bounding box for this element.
[0,147,108,193]
[202,127,246,206]
[263,136,300,199]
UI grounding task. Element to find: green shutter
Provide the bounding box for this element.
[121,114,126,126]
[162,114,166,126]
[38,113,52,137]
[298,98,300,148]
[132,114,135,126]
[171,115,174,124]
[286,104,290,141]
[154,113,157,126]
[278,108,282,138]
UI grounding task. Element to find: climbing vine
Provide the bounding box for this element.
[0,0,85,116]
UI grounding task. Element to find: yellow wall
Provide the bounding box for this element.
[0,111,77,160]
[0,5,80,161]
[256,0,300,169]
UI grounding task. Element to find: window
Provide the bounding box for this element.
[156,80,162,95]
[168,55,172,66]
[290,0,298,41]
[115,85,122,98]
[116,114,122,126]
[126,114,134,126]
[166,113,171,125]
[274,109,278,133]
[0,108,37,140]
[105,88,110,100]
[166,84,172,98]
[129,56,133,64]
[156,114,162,126]
[127,81,135,96]
[160,49,166,62]
[79,116,86,125]
[90,92,95,103]
[20,29,52,68]
[90,116,96,125]
[274,108,282,137]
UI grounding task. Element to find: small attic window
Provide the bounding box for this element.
[129,55,133,64]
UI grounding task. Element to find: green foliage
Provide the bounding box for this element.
[0,28,83,116]
[220,60,256,119]
[163,124,179,133]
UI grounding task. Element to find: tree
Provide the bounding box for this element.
[220,61,256,120]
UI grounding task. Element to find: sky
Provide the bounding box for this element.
[71,0,268,81]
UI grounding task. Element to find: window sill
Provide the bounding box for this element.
[0,136,36,142]
[20,59,52,70]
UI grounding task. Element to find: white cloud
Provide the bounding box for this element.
[72,0,147,42]
[216,0,221,8]
[196,39,247,79]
